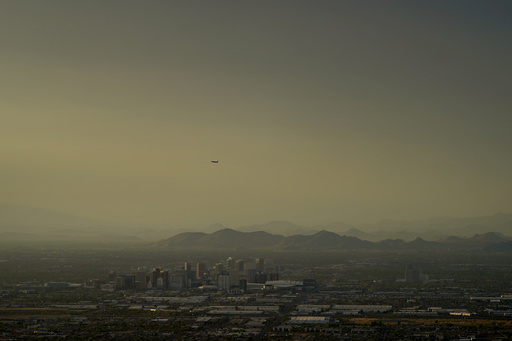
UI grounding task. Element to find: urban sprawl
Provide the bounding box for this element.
[2,248,512,340]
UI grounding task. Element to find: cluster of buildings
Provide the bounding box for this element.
[109,257,314,293]
[5,254,512,339]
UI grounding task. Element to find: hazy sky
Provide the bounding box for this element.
[1,1,511,228]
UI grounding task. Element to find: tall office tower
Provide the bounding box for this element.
[135,271,149,290]
[151,268,161,288]
[218,274,231,291]
[184,262,196,281]
[235,260,244,271]
[246,268,256,283]
[226,257,236,269]
[269,272,279,281]
[115,275,136,290]
[161,270,169,288]
[255,272,267,284]
[244,260,256,270]
[228,269,240,286]
[213,263,224,275]
[405,264,421,282]
[239,279,247,291]
[151,268,169,289]
[169,271,188,290]
[196,262,207,279]
[255,258,265,272]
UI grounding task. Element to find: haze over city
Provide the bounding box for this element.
[1,1,511,229]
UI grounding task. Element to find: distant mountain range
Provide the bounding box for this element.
[1,203,511,244]
[229,213,512,241]
[158,229,512,252]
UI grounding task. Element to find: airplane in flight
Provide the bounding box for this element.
[211,160,219,163]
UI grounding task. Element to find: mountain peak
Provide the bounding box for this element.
[212,228,240,234]
[312,230,341,238]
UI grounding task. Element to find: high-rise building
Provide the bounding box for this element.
[226,257,236,269]
[151,268,161,288]
[235,260,244,271]
[196,262,207,280]
[255,258,265,272]
[218,274,230,291]
[115,275,136,290]
[244,260,256,271]
[213,263,224,275]
[184,262,196,281]
[239,279,247,291]
[169,271,188,290]
[228,269,239,286]
[135,271,149,290]
[151,268,169,289]
[405,264,421,282]
[255,272,267,284]
[246,269,256,283]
